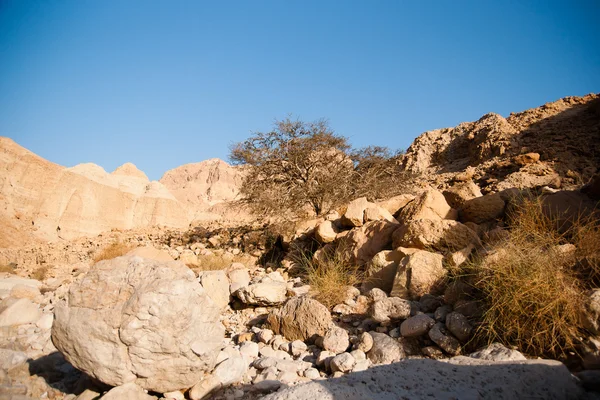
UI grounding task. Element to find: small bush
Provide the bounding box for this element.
[192,252,254,272]
[291,244,362,309]
[468,197,592,358]
[0,263,16,274]
[30,265,50,281]
[94,241,133,263]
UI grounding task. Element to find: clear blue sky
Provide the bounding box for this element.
[1,1,599,180]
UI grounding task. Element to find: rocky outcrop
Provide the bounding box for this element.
[51,255,224,393]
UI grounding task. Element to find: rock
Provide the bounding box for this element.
[101,383,157,400]
[392,219,480,251]
[514,152,540,165]
[364,204,398,223]
[367,331,404,365]
[290,340,308,357]
[227,267,250,294]
[341,220,400,265]
[163,391,185,400]
[434,305,452,322]
[366,288,388,302]
[36,313,54,330]
[341,197,371,227]
[445,312,472,342]
[240,341,260,359]
[261,356,583,400]
[9,284,42,301]
[315,220,339,243]
[376,194,415,216]
[304,368,320,379]
[422,346,444,359]
[126,246,174,262]
[330,352,355,373]
[213,353,247,386]
[322,326,350,354]
[443,181,482,209]
[0,297,41,327]
[583,289,600,334]
[444,280,475,305]
[51,256,224,393]
[400,314,435,337]
[189,375,221,400]
[419,293,443,313]
[257,329,274,344]
[398,189,457,223]
[428,323,461,355]
[179,249,199,266]
[370,297,411,323]
[355,332,373,353]
[0,349,28,370]
[198,270,230,309]
[235,277,287,306]
[469,343,526,361]
[361,250,404,293]
[267,297,332,341]
[316,350,335,369]
[445,245,475,269]
[390,250,446,299]
[459,193,505,224]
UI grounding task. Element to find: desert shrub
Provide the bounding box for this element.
[230,117,405,217]
[468,197,593,358]
[0,263,16,274]
[30,265,50,281]
[291,243,362,308]
[94,241,133,263]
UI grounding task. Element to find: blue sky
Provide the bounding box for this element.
[1,1,599,180]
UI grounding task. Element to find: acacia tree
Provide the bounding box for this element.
[230,118,355,216]
[230,117,406,217]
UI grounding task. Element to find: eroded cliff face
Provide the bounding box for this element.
[0,137,192,242]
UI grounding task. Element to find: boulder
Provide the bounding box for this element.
[376,194,415,216]
[267,297,332,341]
[392,219,480,251]
[469,343,526,361]
[400,314,435,338]
[361,250,404,293]
[367,332,405,365]
[235,276,287,306]
[341,197,372,227]
[330,352,355,373]
[370,297,411,323]
[322,326,350,354]
[355,332,373,353]
[390,250,446,299]
[315,220,339,243]
[364,205,398,223]
[443,181,482,209]
[101,383,157,400]
[445,312,472,343]
[198,270,230,309]
[428,323,461,355]
[459,193,505,224]
[0,297,41,327]
[227,267,250,293]
[341,220,400,265]
[51,256,224,393]
[262,357,582,400]
[398,189,457,223]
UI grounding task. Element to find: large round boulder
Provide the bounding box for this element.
[51,255,225,393]
[267,296,332,341]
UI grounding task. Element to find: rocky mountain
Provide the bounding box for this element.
[402,93,600,192]
[0,138,245,245]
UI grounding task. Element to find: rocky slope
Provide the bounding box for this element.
[402,93,600,192]
[0,138,246,245]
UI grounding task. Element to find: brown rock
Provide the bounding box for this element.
[376,194,415,217]
[398,189,457,223]
[392,219,480,251]
[459,193,506,224]
[341,220,400,265]
[391,250,446,299]
[315,220,339,243]
[267,297,332,341]
[341,197,372,227]
[443,181,482,209]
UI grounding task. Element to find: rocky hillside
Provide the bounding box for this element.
[0,138,246,245]
[402,93,600,192]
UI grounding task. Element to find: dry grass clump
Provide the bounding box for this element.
[30,265,50,281]
[469,197,597,358]
[192,252,254,272]
[292,244,362,309]
[94,241,134,263]
[0,263,15,274]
